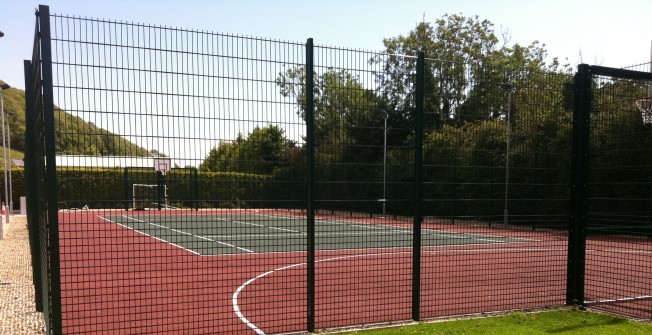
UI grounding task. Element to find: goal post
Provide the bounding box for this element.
[132,184,168,210]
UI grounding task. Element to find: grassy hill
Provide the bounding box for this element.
[0,79,149,165]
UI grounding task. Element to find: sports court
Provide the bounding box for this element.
[98,210,531,256]
[25,5,652,334]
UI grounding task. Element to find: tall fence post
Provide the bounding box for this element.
[305,37,316,332]
[567,63,591,306]
[124,167,130,210]
[38,5,63,333]
[192,167,199,211]
[157,171,164,210]
[412,52,425,321]
[23,59,44,312]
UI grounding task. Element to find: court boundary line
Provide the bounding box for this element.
[97,215,202,256]
[197,239,544,257]
[254,213,537,243]
[585,295,652,305]
[232,246,571,334]
[231,245,650,334]
[99,213,546,257]
[99,214,255,254]
[121,215,255,254]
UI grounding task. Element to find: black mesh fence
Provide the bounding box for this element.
[24,5,652,335]
[420,58,572,317]
[583,63,652,318]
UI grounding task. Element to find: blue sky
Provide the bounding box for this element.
[1,0,651,90]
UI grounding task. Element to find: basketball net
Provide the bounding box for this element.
[637,97,652,125]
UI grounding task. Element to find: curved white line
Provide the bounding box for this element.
[232,246,568,333]
[232,251,407,334]
[233,263,306,334]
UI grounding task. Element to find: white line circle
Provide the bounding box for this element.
[232,246,568,333]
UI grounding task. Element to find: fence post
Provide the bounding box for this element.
[39,4,63,333]
[157,171,164,210]
[567,63,591,306]
[124,167,130,210]
[305,37,316,332]
[193,167,199,211]
[412,52,425,321]
[23,59,44,312]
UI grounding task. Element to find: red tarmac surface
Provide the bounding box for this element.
[56,210,651,334]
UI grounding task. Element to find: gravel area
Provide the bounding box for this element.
[0,216,46,334]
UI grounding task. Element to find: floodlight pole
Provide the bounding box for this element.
[382,112,388,217]
[6,111,13,216]
[0,83,10,225]
[502,83,515,226]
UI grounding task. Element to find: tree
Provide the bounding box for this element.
[199,125,295,175]
[377,15,499,125]
[277,67,384,162]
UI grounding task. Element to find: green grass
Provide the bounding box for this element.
[340,310,652,335]
[0,148,23,167]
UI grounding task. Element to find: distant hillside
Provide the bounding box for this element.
[1,80,149,158]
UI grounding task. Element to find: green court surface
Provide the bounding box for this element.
[98,213,531,256]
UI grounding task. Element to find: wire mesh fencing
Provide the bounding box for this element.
[583,63,652,318]
[420,58,572,317]
[24,5,652,335]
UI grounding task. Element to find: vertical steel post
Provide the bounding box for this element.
[1,88,8,223]
[305,38,316,332]
[24,59,44,311]
[383,113,387,216]
[39,4,63,333]
[412,52,425,321]
[157,171,164,210]
[124,167,130,210]
[7,115,12,215]
[193,167,199,211]
[567,63,591,306]
[502,83,515,225]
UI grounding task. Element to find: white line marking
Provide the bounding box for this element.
[585,295,652,304]
[233,263,304,335]
[232,246,569,332]
[98,215,202,256]
[233,251,417,333]
[267,226,300,233]
[234,220,265,227]
[204,231,416,239]
[193,234,255,253]
[118,215,254,254]
[352,224,395,231]
[254,213,530,242]
[234,218,300,233]
[599,249,652,255]
[171,228,192,236]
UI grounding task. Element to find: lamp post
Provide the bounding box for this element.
[501,83,515,226]
[0,83,9,232]
[1,83,10,225]
[6,111,14,217]
[382,112,388,217]
[0,31,4,239]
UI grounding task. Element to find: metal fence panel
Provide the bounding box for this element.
[24,5,652,334]
[47,11,307,334]
[584,63,652,318]
[420,58,571,317]
[309,46,419,328]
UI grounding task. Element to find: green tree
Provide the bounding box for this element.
[277,67,384,163]
[378,15,499,125]
[199,125,295,175]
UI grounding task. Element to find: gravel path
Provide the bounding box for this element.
[0,216,46,334]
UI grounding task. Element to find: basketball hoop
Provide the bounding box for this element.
[154,157,171,175]
[636,97,652,125]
